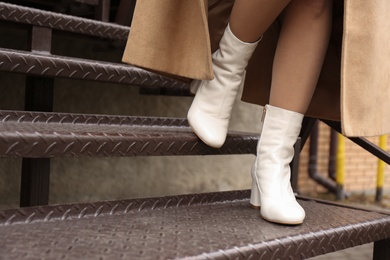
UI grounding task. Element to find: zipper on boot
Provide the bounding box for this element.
[261,106,267,123]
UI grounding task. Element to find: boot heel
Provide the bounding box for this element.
[250,162,260,209]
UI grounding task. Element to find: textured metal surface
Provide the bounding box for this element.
[1,190,390,259]
[0,110,258,158]
[0,48,189,89]
[0,2,129,40]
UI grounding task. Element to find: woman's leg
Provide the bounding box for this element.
[188,0,291,148]
[253,0,333,225]
[230,0,291,43]
[270,0,333,113]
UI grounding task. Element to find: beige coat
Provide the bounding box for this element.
[122,0,390,137]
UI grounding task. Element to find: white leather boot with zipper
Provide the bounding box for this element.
[187,24,261,148]
[252,104,305,225]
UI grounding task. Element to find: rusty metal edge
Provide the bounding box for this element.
[0,190,251,226]
[0,110,258,158]
[0,2,129,40]
[0,110,190,127]
[0,48,188,88]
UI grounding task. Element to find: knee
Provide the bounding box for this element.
[294,0,333,18]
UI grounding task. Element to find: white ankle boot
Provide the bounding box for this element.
[252,104,305,225]
[187,24,260,148]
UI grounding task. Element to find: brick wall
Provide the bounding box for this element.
[298,122,390,196]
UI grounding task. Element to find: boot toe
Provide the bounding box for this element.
[187,109,228,148]
[260,199,305,225]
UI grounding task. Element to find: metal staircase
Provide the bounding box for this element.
[1,2,390,259]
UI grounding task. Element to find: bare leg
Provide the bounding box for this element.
[270,0,333,113]
[230,0,291,43]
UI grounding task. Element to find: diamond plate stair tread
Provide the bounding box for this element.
[1,191,390,259]
[0,2,129,40]
[0,110,258,157]
[0,48,188,89]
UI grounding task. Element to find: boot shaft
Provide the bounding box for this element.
[257,105,304,165]
[255,105,304,197]
[213,24,260,74]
